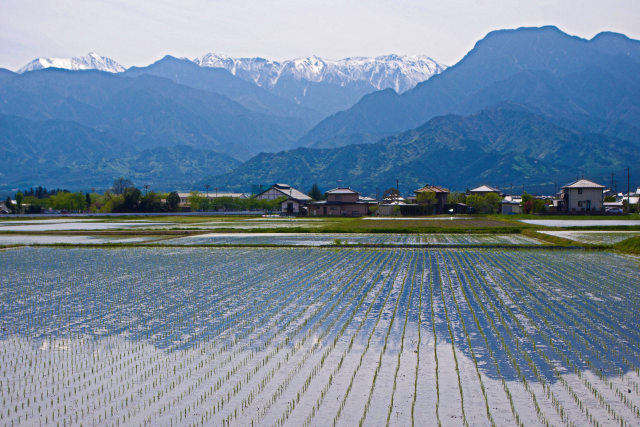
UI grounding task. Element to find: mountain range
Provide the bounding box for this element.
[17,53,446,118]
[2,26,639,194]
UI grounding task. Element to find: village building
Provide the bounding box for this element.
[468,185,503,197]
[377,192,407,216]
[500,195,522,214]
[254,183,311,215]
[414,184,449,214]
[558,179,605,212]
[309,187,375,216]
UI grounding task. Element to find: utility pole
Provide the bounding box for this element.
[215,187,218,198]
[610,173,614,193]
[143,184,150,196]
[205,184,210,199]
[396,179,399,194]
[628,166,631,213]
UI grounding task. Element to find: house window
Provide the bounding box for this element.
[578,201,582,207]
[335,195,341,200]
[578,189,583,195]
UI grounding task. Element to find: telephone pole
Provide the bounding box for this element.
[610,172,614,193]
[627,167,631,213]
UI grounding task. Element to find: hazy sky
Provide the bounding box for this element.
[1,0,639,70]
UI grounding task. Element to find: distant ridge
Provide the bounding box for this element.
[18,52,125,73]
[193,53,446,93]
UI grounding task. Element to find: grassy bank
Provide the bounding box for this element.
[613,236,640,255]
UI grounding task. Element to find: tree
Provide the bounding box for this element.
[416,191,436,205]
[166,191,181,212]
[484,192,501,213]
[122,187,142,212]
[449,192,467,205]
[140,192,163,212]
[520,192,545,214]
[111,177,134,195]
[466,193,501,214]
[85,193,91,209]
[15,192,23,213]
[188,191,207,211]
[4,196,15,214]
[308,183,323,201]
[49,192,87,211]
[382,187,400,201]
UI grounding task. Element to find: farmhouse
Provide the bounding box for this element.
[558,179,605,212]
[414,184,449,214]
[254,183,311,215]
[309,187,374,216]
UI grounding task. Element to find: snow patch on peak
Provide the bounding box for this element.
[193,53,446,93]
[17,53,125,74]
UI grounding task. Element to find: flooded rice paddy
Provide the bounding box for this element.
[1,246,638,426]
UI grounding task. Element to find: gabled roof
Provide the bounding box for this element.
[414,184,449,194]
[562,179,605,189]
[470,185,501,193]
[255,183,312,201]
[326,187,359,195]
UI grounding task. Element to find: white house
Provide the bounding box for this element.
[559,179,605,212]
[254,183,311,215]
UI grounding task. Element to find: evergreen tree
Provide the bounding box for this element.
[166,192,181,212]
[308,183,324,201]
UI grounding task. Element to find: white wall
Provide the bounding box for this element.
[567,188,603,211]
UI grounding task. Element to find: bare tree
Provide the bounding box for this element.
[111,177,134,195]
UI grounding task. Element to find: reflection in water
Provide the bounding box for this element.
[1,247,639,426]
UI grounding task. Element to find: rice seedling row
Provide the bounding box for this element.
[483,251,639,424]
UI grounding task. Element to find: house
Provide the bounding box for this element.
[309,187,374,216]
[618,188,640,207]
[414,184,449,214]
[500,195,522,214]
[469,185,503,197]
[254,183,311,215]
[558,179,605,212]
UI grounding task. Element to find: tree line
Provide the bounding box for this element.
[4,178,288,214]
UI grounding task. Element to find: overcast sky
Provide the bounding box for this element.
[1,0,639,71]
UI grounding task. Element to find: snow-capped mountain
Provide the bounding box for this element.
[194,53,446,93]
[17,53,125,73]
